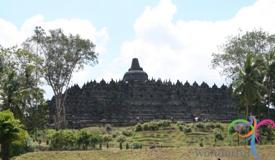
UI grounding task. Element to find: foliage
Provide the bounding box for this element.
[0,47,46,130]
[132,142,143,149]
[135,120,172,131]
[122,130,133,137]
[102,134,112,148]
[50,130,77,150]
[212,30,275,117]
[214,128,224,141]
[135,123,142,132]
[25,26,98,129]
[105,124,112,133]
[49,129,102,150]
[212,30,275,80]
[0,110,29,160]
[233,53,265,116]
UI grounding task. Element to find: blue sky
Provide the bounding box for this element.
[1,0,256,60]
[1,0,274,99]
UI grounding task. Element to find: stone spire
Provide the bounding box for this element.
[123,58,148,82]
[129,58,143,71]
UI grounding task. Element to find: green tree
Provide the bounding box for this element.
[233,53,265,117]
[0,47,46,130]
[117,135,126,150]
[0,110,27,160]
[25,26,98,129]
[260,52,275,118]
[212,30,275,116]
[212,30,275,81]
[103,134,112,148]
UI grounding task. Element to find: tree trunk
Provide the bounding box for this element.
[267,81,272,118]
[54,92,67,129]
[1,141,10,160]
[55,94,62,129]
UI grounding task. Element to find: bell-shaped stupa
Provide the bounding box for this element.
[123,58,148,82]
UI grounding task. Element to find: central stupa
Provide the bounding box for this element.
[123,58,148,82]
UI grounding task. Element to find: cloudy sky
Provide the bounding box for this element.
[1,0,275,99]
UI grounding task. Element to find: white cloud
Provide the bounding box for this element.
[0,15,109,99]
[115,0,275,87]
[1,0,275,99]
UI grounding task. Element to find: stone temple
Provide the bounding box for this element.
[49,58,237,128]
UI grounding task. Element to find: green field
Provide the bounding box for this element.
[13,121,275,160]
[15,145,275,160]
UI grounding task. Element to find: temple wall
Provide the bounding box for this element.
[49,79,238,128]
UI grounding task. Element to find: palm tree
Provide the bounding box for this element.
[261,51,275,118]
[233,53,265,118]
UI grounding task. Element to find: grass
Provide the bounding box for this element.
[15,145,275,160]
[21,120,274,160]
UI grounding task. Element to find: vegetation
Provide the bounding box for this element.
[212,30,275,118]
[24,26,98,129]
[0,47,47,131]
[0,110,29,160]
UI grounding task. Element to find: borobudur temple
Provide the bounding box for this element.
[49,58,237,128]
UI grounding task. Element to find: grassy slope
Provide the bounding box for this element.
[15,145,275,160]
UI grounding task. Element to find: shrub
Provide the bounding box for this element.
[10,132,34,157]
[135,123,142,132]
[50,130,77,150]
[157,120,171,128]
[214,123,223,129]
[132,142,142,149]
[140,120,172,131]
[205,123,215,130]
[103,134,112,148]
[178,125,183,131]
[105,124,112,133]
[214,129,224,141]
[196,123,205,129]
[122,130,132,137]
[199,138,204,147]
[117,135,126,150]
[77,130,91,150]
[183,127,192,134]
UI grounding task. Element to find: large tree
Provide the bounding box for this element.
[212,30,275,117]
[233,53,265,117]
[0,47,46,130]
[25,26,98,129]
[212,30,275,81]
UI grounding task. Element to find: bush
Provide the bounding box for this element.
[196,123,205,129]
[136,120,172,131]
[199,138,204,147]
[135,123,142,132]
[183,127,192,134]
[50,130,77,150]
[178,125,183,131]
[10,132,34,157]
[117,135,126,150]
[50,129,103,150]
[132,142,142,149]
[105,124,112,133]
[205,123,215,130]
[214,129,224,141]
[122,130,132,137]
[77,130,91,150]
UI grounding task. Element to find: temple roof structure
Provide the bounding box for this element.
[123,58,148,82]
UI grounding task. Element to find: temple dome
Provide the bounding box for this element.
[123,58,148,82]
